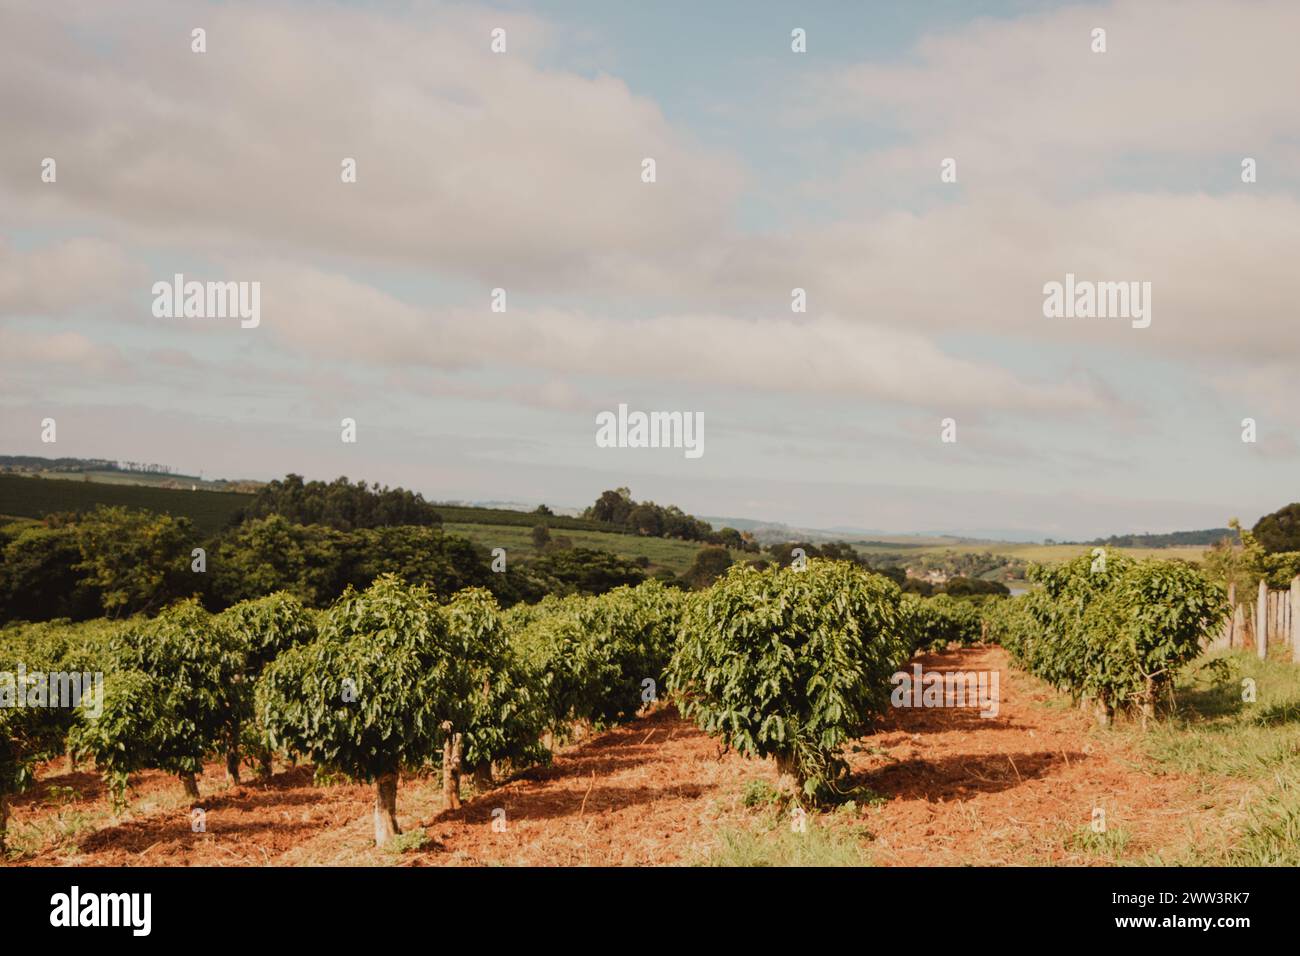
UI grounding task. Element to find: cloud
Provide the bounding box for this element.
[0,0,743,293]
[243,261,1109,413]
[809,0,1300,190]
[0,328,127,372]
[0,238,142,317]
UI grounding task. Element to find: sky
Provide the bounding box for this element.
[1,0,1297,540]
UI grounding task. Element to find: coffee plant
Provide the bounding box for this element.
[255,575,466,845]
[666,560,910,801]
[74,600,243,805]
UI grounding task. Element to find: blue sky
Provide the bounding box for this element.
[1,0,1297,539]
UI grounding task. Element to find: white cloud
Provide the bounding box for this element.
[810,0,1300,188]
[247,261,1109,412]
[0,238,142,317]
[0,0,742,293]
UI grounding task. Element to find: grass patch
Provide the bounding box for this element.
[702,818,872,867]
[1125,649,1300,865]
[1067,824,1132,861]
[385,830,432,854]
[444,522,752,575]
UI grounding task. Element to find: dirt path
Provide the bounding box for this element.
[7,647,1233,866]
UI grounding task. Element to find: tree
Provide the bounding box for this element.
[586,489,634,525]
[531,524,551,550]
[234,473,443,530]
[902,593,983,650]
[766,541,822,568]
[1010,553,1226,726]
[441,589,548,800]
[529,548,646,596]
[75,600,243,804]
[213,593,317,781]
[1252,503,1300,554]
[682,546,732,589]
[256,575,466,846]
[943,576,1009,597]
[0,524,99,623]
[627,503,664,537]
[210,516,348,608]
[0,630,96,850]
[74,507,195,617]
[667,560,910,801]
[350,525,491,598]
[505,580,682,739]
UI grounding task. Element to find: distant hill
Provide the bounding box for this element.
[1073,529,1233,548]
[0,454,262,493]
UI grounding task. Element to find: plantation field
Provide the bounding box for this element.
[444,521,752,574]
[850,538,1207,565]
[433,505,628,534]
[0,473,253,534]
[22,469,237,492]
[9,644,1289,867]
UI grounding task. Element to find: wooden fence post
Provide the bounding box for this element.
[1257,579,1269,661]
[1292,576,1300,664]
[1224,582,1237,648]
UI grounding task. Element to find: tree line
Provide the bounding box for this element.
[582,487,758,550]
[0,508,654,625]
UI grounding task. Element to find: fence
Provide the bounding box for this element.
[1209,577,1300,662]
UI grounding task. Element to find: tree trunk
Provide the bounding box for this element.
[442,725,462,810]
[0,793,9,852]
[473,763,493,790]
[1094,698,1112,728]
[1139,677,1156,730]
[259,753,273,780]
[224,719,241,784]
[774,752,803,796]
[373,774,400,846]
[179,771,200,800]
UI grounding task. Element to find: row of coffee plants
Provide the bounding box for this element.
[1,576,683,848]
[15,552,1220,847]
[983,553,1226,726]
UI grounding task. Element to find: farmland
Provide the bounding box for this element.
[6,543,1284,868]
[6,643,1294,867]
[0,473,253,535]
[444,522,750,575]
[848,537,1206,564]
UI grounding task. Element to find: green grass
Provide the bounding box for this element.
[0,473,252,535]
[1067,824,1132,862]
[29,469,237,492]
[1127,649,1300,865]
[432,504,628,534]
[701,818,873,867]
[444,522,753,575]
